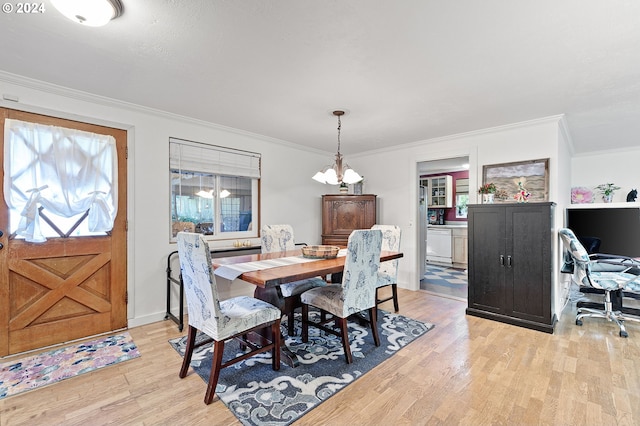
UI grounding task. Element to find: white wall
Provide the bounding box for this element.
[0,73,329,327]
[572,147,640,203]
[554,121,574,315]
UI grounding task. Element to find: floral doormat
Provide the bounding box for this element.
[169,310,433,426]
[0,332,140,399]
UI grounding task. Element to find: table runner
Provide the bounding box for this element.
[213,250,347,281]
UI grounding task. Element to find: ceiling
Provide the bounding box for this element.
[1,1,640,156]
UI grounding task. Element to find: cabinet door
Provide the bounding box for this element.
[452,228,468,265]
[468,206,506,313]
[505,205,552,322]
[426,176,453,208]
[321,195,376,244]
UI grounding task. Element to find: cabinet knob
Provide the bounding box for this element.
[500,255,504,266]
[507,255,512,267]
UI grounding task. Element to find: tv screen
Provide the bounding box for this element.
[566,207,640,257]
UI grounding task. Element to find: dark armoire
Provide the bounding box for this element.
[466,202,556,333]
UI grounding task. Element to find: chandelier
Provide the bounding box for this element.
[312,110,363,185]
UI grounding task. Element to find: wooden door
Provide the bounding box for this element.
[0,109,127,356]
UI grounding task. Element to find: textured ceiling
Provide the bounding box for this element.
[1,0,639,155]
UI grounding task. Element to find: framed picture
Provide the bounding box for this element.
[482,158,549,203]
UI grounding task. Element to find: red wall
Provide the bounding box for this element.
[421,170,469,223]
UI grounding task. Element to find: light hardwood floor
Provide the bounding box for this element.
[1,289,640,425]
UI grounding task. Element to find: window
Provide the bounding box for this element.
[4,118,117,242]
[169,138,260,241]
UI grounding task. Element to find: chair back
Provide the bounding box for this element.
[341,229,383,314]
[558,228,592,287]
[261,224,295,253]
[177,232,222,336]
[372,224,401,281]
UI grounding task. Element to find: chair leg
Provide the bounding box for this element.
[338,317,353,364]
[391,283,399,312]
[369,307,380,347]
[284,296,297,337]
[301,303,309,343]
[204,340,225,405]
[270,321,281,370]
[179,325,197,378]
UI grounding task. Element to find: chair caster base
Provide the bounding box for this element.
[576,318,583,326]
[620,330,629,338]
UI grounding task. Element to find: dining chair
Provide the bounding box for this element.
[372,224,402,312]
[300,229,383,364]
[261,224,327,336]
[176,232,281,404]
[559,228,640,337]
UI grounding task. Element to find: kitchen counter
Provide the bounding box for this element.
[427,223,467,228]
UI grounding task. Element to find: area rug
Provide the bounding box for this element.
[0,332,140,399]
[169,310,433,426]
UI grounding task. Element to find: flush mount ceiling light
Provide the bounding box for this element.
[312,110,363,185]
[52,0,124,27]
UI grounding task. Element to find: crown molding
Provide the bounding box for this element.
[0,70,326,155]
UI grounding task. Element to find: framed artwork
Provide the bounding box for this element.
[482,158,549,203]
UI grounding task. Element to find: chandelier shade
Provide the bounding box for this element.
[312,111,363,185]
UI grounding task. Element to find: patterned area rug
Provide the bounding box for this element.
[0,332,140,399]
[169,310,433,426]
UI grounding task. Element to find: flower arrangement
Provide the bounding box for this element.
[595,183,620,196]
[478,183,497,194]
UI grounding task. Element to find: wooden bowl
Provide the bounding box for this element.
[301,245,340,259]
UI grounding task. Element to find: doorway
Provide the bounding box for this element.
[417,156,469,299]
[0,108,128,356]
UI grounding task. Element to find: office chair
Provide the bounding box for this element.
[559,228,640,337]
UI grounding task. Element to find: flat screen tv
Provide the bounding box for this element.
[566,207,640,257]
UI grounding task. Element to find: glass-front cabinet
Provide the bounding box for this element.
[423,175,453,208]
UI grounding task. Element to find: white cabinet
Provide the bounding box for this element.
[424,175,453,208]
[426,227,452,264]
[452,227,468,268]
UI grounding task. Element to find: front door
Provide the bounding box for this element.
[0,108,127,356]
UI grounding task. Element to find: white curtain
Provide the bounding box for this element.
[3,119,118,242]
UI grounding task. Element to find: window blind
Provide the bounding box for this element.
[169,138,261,178]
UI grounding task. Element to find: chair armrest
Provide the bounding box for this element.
[591,254,640,274]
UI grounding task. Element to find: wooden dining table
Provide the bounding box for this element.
[211,248,404,366]
[212,248,403,287]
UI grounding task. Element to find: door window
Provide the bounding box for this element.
[4,119,117,242]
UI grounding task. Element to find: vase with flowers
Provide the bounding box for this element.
[595,183,620,203]
[478,182,497,204]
